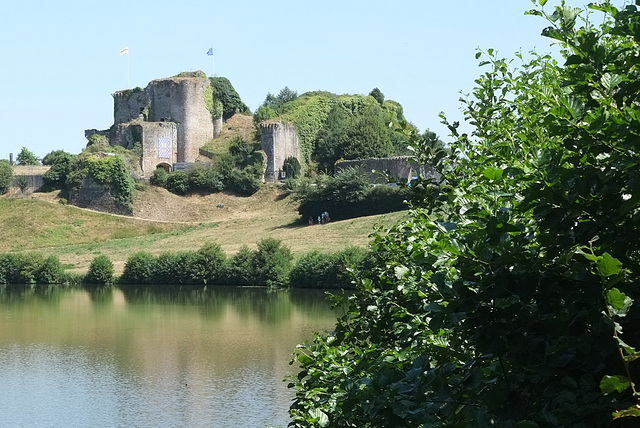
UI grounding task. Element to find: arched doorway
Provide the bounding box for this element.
[156,162,172,172]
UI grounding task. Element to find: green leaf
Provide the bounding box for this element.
[600,375,631,394]
[308,408,329,427]
[482,167,504,181]
[613,405,640,419]
[525,9,543,16]
[607,288,633,317]
[539,0,548,6]
[602,73,623,93]
[597,252,623,277]
[394,265,410,279]
[564,96,585,119]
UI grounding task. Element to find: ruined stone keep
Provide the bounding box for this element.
[87,74,215,177]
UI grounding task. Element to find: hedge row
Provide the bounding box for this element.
[0,239,370,289]
[119,239,367,289]
[0,253,69,285]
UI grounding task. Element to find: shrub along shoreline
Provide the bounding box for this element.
[0,238,369,289]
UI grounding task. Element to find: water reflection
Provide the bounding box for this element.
[0,285,339,427]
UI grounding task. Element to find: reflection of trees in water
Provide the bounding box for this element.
[0,284,65,305]
[119,286,339,324]
[85,285,115,306]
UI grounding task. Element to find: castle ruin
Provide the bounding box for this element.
[259,121,300,182]
[86,73,216,177]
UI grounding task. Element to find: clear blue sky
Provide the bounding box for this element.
[0,0,623,158]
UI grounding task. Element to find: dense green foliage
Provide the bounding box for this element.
[119,239,290,287]
[251,238,294,288]
[150,167,169,187]
[117,239,365,289]
[289,2,640,426]
[369,87,385,105]
[0,253,65,285]
[283,156,302,179]
[254,89,413,169]
[0,160,13,194]
[16,147,39,165]
[42,150,77,190]
[288,247,369,289]
[155,138,262,196]
[292,168,410,221]
[209,76,250,120]
[84,155,135,211]
[84,255,115,285]
[165,170,190,195]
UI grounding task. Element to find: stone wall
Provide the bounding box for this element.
[8,165,50,196]
[140,122,178,174]
[335,156,440,184]
[260,121,300,182]
[68,177,133,215]
[113,88,150,124]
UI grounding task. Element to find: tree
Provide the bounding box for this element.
[369,87,385,105]
[42,151,77,190]
[42,150,71,166]
[209,76,250,120]
[17,175,29,194]
[85,255,115,285]
[16,147,39,165]
[314,105,350,171]
[341,108,394,160]
[290,3,640,426]
[0,160,13,194]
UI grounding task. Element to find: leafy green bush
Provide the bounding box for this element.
[192,242,227,285]
[85,255,115,285]
[226,168,261,196]
[223,246,255,285]
[119,252,155,284]
[165,171,190,195]
[83,155,134,211]
[188,164,224,193]
[0,253,64,284]
[251,238,293,288]
[42,151,77,190]
[288,251,335,289]
[0,160,12,194]
[296,168,409,221]
[151,252,199,285]
[150,167,169,187]
[289,246,369,289]
[283,156,301,179]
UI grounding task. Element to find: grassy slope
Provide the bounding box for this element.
[0,185,405,274]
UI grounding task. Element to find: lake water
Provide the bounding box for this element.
[0,286,340,428]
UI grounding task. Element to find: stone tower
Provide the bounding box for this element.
[103,73,214,176]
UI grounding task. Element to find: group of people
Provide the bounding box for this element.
[308,211,331,225]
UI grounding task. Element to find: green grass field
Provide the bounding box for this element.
[0,185,405,274]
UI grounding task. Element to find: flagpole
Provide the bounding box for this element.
[127,50,130,89]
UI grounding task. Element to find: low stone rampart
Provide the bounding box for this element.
[68,177,132,215]
[335,156,440,184]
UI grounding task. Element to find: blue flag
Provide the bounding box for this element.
[206,48,213,56]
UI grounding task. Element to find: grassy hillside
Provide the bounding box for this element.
[0,185,405,274]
